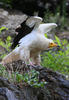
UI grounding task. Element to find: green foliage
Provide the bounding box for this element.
[0,27,12,58]
[0,64,5,76]
[0,36,11,52]
[15,70,47,88]
[0,27,8,33]
[41,36,69,75]
[0,0,12,8]
[0,64,8,77]
[44,34,48,38]
[0,64,47,88]
[55,36,61,46]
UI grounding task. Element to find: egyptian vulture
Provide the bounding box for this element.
[2,16,57,65]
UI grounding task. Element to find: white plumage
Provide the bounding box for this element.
[26,16,43,28]
[2,16,57,65]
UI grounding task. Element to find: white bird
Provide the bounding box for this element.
[2,16,57,65]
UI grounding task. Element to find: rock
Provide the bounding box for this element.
[0,8,8,16]
[0,62,69,100]
[0,77,20,100]
[0,8,27,38]
[0,9,8,26]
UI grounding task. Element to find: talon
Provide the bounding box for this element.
[29,60,35,66]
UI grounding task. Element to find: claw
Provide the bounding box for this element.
[28,60,35,66]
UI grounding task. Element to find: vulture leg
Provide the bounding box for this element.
[32,54,41,66]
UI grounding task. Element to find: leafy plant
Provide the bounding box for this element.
[0,62,47,87]
[0,36,11,52]
[0,27,12,58]
[0,64,8,77]
[55,35,61,46]
[15,69,47,88]
[0,0,12,8]
[41,36,69,75]
[0,27,8,33]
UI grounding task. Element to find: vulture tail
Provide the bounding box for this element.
[1,49,20,65]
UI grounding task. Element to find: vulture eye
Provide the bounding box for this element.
[50,43,53,45]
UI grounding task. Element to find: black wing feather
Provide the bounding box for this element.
[11,18,34,49]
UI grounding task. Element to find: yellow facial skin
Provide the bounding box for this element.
[48,43,57,48]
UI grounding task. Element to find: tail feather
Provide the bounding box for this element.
[1,51,20,65]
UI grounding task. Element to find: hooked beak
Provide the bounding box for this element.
[48,43,57,48]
